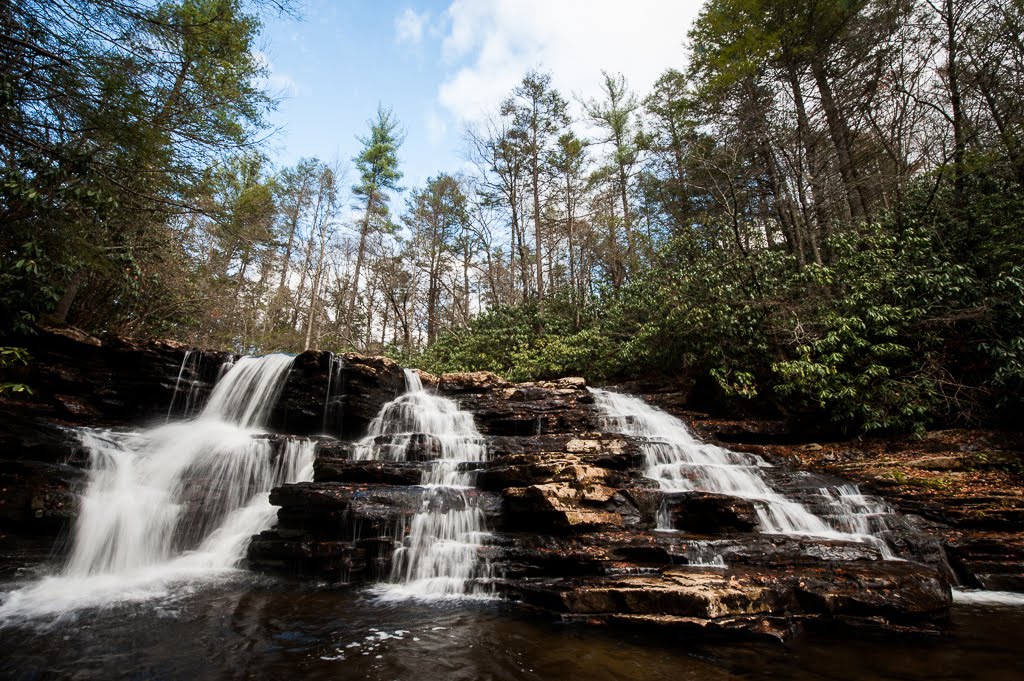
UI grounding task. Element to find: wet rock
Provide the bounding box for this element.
[591,613,798,643]
[246,530,370,580]
[269,482,502,538]
[503,483,628,533]
[792,561,951,621]
[314,459,423,486]
[509,561,950,639]
[0,460,84,534]
[661,492,759,534]
[1,325,228,428]
[271,352,407,439]
[944,531,1024,591]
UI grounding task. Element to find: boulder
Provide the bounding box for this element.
[661,492,759,534]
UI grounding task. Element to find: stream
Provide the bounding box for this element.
[0,573,1022,680]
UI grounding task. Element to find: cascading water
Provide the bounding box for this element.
[354,369,491,599]
[0,354,314,622]
[590,388,897,557]
[166,349,210,421]
[322,353,344,434]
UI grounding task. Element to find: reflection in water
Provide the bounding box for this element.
[0,576,1022,681]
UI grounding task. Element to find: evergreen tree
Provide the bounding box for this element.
[347,105,403,339]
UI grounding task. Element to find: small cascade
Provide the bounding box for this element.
[590,389,898,557]
[354,369,491,598]
[684,541,728,568]
[201,355,294,428]
[218,357,236,380]
[817,484,897,538]
[0,354,313,621]
[322,353,344,434]
[166,350,208,420]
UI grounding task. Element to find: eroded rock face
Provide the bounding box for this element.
[0,328,989,640]
[248,369,962,639]
[1,326,227,427]
[661,492,759,534]
[270,351,406,438]
[509,561,951,641]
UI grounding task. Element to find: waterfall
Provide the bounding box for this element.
[322,353,344,434]
[166,350,210,420]
[201,355,294,428]
[590,388,896,556]
[354,369,491,599]
[0,354,314,621]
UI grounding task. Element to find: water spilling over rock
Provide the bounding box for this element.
[353,369,492,599]
[590,388,901,558]
[4,330,1000,639]
[0,354,314,621]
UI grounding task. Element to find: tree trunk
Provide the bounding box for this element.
[347,196,374,331]
[565,175,579,327]
[531,142,544,312]
[787,65,830,254]
[46,270,86,325]
[811,58,868,222]
[944,0,966,201]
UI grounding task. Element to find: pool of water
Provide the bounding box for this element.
[1,568,1023,681]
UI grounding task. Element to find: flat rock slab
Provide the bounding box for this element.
[269,482,502,538]
[509,560,951,639]
[314,458,424,486]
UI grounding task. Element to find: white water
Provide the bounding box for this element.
[166,349,208,420]
[590,389,895,555]
[953,589,1024,606]
[0,354,314,623]
[322,353,344,434]
[355,369,491,599]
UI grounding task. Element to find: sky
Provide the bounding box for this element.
[258,0,705,196]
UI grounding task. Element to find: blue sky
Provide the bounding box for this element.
[258,0,704,195]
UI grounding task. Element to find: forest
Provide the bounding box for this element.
[2,0,1022,434]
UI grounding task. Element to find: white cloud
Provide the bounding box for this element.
[253,50,299,98]
[395,8,429,46]
[425,107,448,146]
[436,0,703,125]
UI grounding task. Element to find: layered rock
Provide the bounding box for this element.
[1,328,1007,640]
[252,372,956,639]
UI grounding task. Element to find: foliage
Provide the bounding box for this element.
[0,0,279,335]
[420,299,615,383]
[0,346,31,395]
[3,0,1023,438]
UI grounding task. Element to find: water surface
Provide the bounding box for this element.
[1,574,1021,681]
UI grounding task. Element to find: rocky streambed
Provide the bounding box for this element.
[1,327,1022,644]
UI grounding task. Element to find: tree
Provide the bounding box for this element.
[548,132,590,324]
[500,70,568,313]
[468,117,531,302]
[584,71,642,271]
[403,173,469,345]
[0,0,283,335]
[347,105,403,339]
[266,158,320,333]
